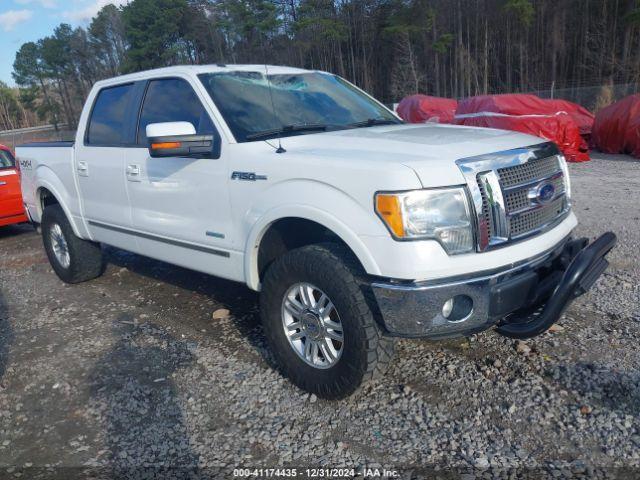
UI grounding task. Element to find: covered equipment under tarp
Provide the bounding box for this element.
[592,94,640,159]
[396,94,458,124]
[545,99,595,137]
[454,94,590,162]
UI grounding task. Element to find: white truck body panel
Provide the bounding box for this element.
[17,144,91,238]
[17,64,577,290]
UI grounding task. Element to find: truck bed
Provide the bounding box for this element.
[15,141,77,226]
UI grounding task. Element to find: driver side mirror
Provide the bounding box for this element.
[147,122,221,159]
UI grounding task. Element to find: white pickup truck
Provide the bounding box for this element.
[17,65,615,398]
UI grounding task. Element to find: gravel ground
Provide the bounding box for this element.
[0,153,638,479]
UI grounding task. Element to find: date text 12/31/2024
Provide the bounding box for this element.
[233,467,400,478]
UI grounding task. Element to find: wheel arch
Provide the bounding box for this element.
[35,181,85,238]
[245,206,382,291]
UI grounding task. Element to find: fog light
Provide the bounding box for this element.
[442,298,454,318]
[442,295,474,322]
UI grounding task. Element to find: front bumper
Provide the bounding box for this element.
[371,232,616,339]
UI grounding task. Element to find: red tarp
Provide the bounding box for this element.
[545,99,595,137]
[629,111,640,159]
[397,95,458,124]
[454,94,590,162]
[592,94,640,159]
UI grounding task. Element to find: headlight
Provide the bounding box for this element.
[558,154,571,200]
[375,187,474,254]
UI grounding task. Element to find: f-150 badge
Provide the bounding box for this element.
[231,171,267,181]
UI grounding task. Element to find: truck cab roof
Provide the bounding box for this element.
[94,64,314,88]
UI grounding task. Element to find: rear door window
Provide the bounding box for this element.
[137,78,215,145]
[86,84,135,146]
[0,149,15,169]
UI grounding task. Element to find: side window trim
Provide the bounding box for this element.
[125,82,148,147]
[135,76,221,148]
[135,79,152,146]
[83,81,145,148]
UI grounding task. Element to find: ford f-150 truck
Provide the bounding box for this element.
[17,65,615,398]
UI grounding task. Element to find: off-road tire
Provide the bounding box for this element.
[41,204,104,284]
[260,243,394,399]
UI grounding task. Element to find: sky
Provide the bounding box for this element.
[0,0,129,87]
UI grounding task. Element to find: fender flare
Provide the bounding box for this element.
[244,205,382,291]
[34,167,87,238]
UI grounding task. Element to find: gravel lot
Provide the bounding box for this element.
[0,153,638,479]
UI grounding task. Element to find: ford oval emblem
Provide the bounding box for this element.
[536,182,556,204]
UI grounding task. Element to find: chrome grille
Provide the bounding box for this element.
[510,196,567,237]
[503,188,529,212]
[497,155,561,188]
[456,143,571,252]
[476,177,493,239]
[503,175,565,213]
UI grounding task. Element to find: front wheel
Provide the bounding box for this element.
[260,243,394,399]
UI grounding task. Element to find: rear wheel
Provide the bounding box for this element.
[260,243,394,399]
[41,204,104,284]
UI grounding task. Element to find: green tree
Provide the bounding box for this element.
[70,26,98,94]
[39,25,78,126]
[13,42,60,128]
[503,0,535,27]
[293,0,346,74]
[503,0,535,91]
[8,0,640,122]
[89,4,127,76]
[626,7,640,26]
[0,82,25,130]
[179,1,228,64]
[215,0,280,62]
[122,0,190,71]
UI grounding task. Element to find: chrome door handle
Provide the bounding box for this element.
[0,181,6,186]
[126,164,141,182]
[77,161,88,177]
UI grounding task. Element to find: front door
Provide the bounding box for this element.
[124,77,239,281]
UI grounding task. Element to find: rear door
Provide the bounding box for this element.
[75,82,144,247]
[0,148,26,221]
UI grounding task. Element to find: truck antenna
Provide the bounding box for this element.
[265,64,286,154]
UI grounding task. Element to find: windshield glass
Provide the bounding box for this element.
[198,71,400,142]
[0,149,15,169]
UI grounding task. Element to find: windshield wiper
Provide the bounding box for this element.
[246,123,329,141]
[346,118,402,128]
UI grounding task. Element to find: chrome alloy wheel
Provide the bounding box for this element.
[281,282,344,369]
[50,223,70,269]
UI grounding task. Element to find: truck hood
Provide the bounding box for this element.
[278,123,546,187]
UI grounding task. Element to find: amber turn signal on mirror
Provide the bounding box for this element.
[151,142,182,150]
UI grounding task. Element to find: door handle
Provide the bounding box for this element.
[0,181,6,186]
[126,164,141,182]
[77,161,88,177]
